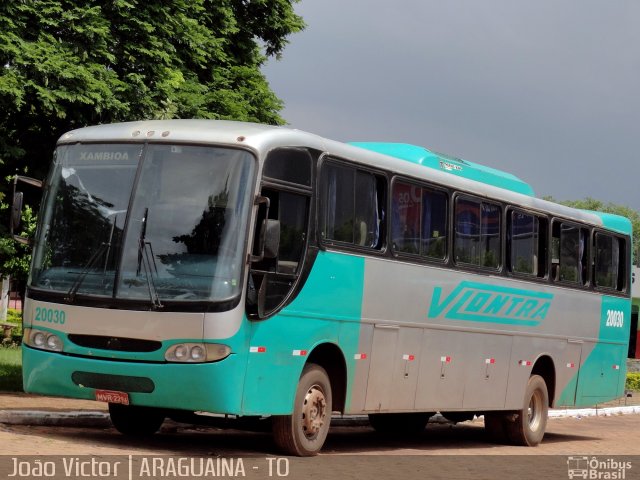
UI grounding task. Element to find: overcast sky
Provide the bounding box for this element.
[263,0,640,212]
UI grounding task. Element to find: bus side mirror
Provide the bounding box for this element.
[10,175,43,245]
[251,218,280,263]
[10,191,30,245]
[10,191,24,235]
[262,219,280,259]
[250,195,280,263]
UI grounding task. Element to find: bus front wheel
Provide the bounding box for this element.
[109,403,165,437]
[506,374,549,446]
[272,363,332,456]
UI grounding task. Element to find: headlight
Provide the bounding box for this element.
[24,328,64,352]
[174,345,188,359]
[46,334,63,351]
[165,343,231,363]
[190,345,205,361]
[33,331,46,347]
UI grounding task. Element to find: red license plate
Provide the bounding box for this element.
[95,389,130,405]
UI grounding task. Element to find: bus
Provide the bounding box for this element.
[16,120,632,456]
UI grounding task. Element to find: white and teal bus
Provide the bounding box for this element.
[18,120,632,456]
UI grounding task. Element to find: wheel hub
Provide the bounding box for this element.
[301,384,326,439]
[527,390,543,431]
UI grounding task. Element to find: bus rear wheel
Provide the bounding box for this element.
[506,374,549,446]
[368,412,432,434]
[109,403,165,437]
[272,364,332,456]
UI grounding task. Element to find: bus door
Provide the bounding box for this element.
[246,147,314,318]
[242,148,314,413]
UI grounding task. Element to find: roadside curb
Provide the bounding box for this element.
[549,405,640,418]
[0,405,639,429]
[0,410,111,428]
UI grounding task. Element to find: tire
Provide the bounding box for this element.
[109,403,165,437]
[505,374,549,446]
[368,412,432,435]
[272,364,332,456]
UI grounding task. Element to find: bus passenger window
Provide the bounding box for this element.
[392,182,420,254]
[509,211,546,277]
[560,224,579,282]
[594,233,625,291]
[454,197,501,269]
[321,162,385,250]
[552,222,588,285]
[422,189,448,259]
[355,171,380,247]
[323,164,354,243]
[391,181,447,260]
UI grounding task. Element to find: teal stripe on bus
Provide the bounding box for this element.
[240,251,365,414]
[349,142,535,196]
[561,295,630,406]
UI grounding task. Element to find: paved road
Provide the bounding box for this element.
[1,415,639,480]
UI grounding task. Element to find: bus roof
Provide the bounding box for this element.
[57,120,631,236]
[348,142,535,197]
[581,211,632,236]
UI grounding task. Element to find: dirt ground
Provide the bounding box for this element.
[2,393,640,480]
[1,415,640,480]
[1,406,640,456]
[1,390,638,412]
[0,391,108,411]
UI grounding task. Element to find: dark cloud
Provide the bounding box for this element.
[264,0,640,210]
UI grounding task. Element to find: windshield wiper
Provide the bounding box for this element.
[137,207,163,310]
[65,219,118,303]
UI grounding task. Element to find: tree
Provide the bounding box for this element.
[0,0,304,185]
[0,203,37,304]
[0,0,304,281]
[545,196,640,265]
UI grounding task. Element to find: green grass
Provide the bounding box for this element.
[0,346,23,392]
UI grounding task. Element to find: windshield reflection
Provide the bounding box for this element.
[30,143,255,305]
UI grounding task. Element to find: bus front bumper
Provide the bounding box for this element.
[22,346,247,414]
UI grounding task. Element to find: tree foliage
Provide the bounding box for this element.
[0,0,304,278]
[545,196,640,264]
[0,203,37,286]
[0,0,304,183]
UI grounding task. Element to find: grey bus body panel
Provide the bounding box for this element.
[343,255,605,413]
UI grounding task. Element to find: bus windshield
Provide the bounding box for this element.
[30,143,255,305]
